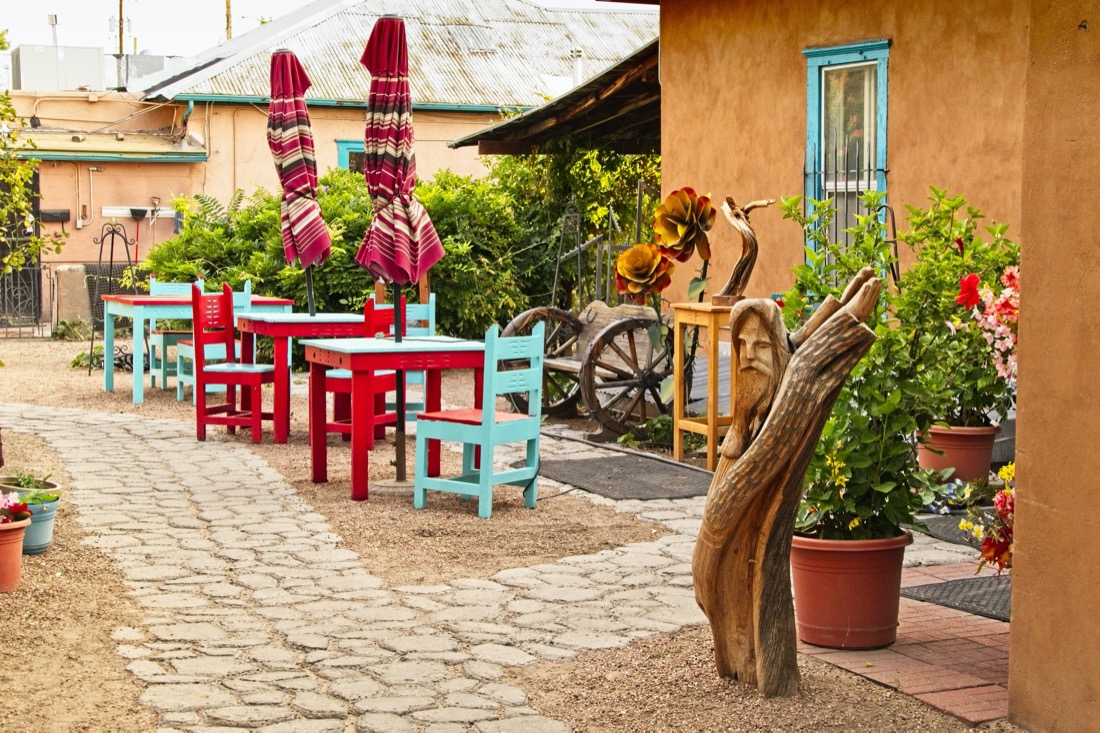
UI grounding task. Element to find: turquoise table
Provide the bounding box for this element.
[302,336,485,501]
[100,293,293,404]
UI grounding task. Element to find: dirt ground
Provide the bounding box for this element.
[0,338,1020,732]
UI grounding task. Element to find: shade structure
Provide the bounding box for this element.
[355,16,444,286]
[356,16,444,484]
[268,49,331,315]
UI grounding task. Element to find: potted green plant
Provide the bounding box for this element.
[779,191,945,649]
[895,188,1020,481]
[0,471,61,555]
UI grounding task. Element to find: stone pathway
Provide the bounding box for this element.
[2,403,720,733]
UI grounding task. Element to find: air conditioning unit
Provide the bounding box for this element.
[12,45,104,91]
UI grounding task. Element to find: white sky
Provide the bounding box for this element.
[2,0,647,58]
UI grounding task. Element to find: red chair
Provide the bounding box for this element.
[191,283,275,443]
[324,297,405,448]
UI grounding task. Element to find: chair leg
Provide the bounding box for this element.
[525,439,538,509]
[413,430,428,510]
[478,469,493,519]
[373,393,386,441]
[334,393,351,443]
[196,388,207,441]
[176,354,186,402]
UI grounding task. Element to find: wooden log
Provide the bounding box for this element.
[692,270,880,697]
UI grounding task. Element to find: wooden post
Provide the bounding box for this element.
[692,268,881,697]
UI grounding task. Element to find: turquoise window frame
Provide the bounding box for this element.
[337,140,364,170]
[803,40,890,203]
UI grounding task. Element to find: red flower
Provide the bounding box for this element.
[956,273,981,309]
[955,237,965,254]
[775,298,785,309]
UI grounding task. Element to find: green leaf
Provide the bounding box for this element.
[687,276,708,300]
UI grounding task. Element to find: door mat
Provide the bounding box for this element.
[537,454,713,501]
[913,514,982,548]
[901,574,1011,621]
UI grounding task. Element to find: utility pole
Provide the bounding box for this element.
[118,0,124,55]
[226,0,232,39]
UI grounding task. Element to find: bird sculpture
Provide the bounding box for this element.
[715,196,775,299]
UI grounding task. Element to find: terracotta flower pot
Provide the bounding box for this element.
[917,424,999,482]
[791,531,913,649]
[0,518,32,592]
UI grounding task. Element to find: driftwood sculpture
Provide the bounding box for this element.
[692,267,882,697]
[714,196,775,302]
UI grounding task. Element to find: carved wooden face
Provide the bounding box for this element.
[737,318,776,377]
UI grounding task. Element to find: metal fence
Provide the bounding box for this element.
[0,238,53,338]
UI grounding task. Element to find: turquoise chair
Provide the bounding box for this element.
[371,293,436,420]
[413,322,544,519]
[176,282,252,403]
[190,283,275,443]
[148,275,204,389]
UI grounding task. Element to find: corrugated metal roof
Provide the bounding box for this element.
[139,0,658,109]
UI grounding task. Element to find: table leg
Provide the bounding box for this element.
[272,335,290,443]
[673,318,685,462]
[707,321,720,471]
[426,369,443,477]
[309,361,328,483]
[350,369,373,501]
[132,308,146,404]
[103,304,116,392]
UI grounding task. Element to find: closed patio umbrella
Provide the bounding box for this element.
[356,15,444,482]
[268,49,331,315]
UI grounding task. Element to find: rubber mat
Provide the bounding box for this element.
[537,454,713,500]
[901,574,1011,621]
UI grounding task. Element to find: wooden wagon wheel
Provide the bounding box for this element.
[579,315,674,441]
[501,306,584,416]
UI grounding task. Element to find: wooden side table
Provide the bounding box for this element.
[672,301,736,471]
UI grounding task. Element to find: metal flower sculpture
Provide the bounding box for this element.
[615,243,675,304]
[653,187,717,262]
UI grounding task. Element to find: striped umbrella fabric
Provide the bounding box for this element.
[268,50,331,276]
[355,16,443,286]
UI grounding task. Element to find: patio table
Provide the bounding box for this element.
[236,312,368,443]
[100,293,293,404]
[302,336,485,501]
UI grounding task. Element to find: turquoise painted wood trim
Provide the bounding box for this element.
[17,151,208,163]
[172,94,510,113]
[336,139,362,169]
[803,39,891,205]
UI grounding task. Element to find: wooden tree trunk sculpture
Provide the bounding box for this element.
[714,197,775,302]
[692,267,882,697]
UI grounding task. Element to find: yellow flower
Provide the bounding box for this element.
[848,517,861,530]
[653,187,716,262]
[997,462,1016,483]
[615,243,675,304]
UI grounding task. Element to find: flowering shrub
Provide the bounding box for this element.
[972,265,1020,383]
[897,188,1020,427]
[0,492,31,524]
[959,463,1015,572]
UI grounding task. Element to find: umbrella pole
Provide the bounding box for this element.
[394,284,407,482]
[304,265,316,316]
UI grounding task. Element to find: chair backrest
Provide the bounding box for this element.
[150,275,203,295]
[370,293,434,337]
[231,279,253,309]
[363,295,405,337]
[480,322,544,419]
[191,283,240,377]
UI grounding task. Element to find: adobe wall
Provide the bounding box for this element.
[1011,3,1100,730]
[10,92,492,322]
[658,0,1028,302]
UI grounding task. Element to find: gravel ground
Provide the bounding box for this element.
[0,337,1021,732]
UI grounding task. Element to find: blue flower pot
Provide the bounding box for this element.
[20,499,59,555]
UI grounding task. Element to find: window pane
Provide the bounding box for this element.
[347,151,365,175]
[823,64,876,182]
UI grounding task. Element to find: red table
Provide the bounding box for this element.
[302,336,486,501]
[236,312,367,443]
